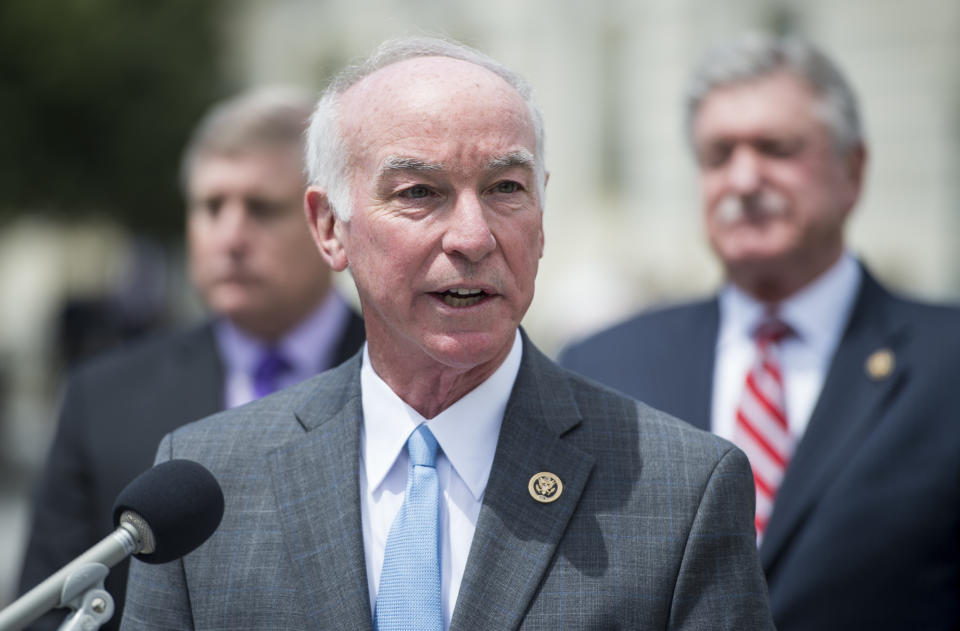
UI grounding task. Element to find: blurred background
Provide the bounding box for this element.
[1,0,958,607]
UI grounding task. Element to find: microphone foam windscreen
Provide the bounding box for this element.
[112,459,225,564]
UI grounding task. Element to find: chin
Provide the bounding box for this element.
[425,329,514,369]
[718,237,794,265]
[212,298,262,325]
[729,251,782,266]
[726,251,798,287]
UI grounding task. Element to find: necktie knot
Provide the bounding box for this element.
[753,317,793,348]
[408,425,438,468]
[253,348,291,398]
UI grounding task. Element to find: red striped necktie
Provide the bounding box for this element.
[734,317,794,541]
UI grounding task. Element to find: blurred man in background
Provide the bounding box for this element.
[560,32,960,630]
[17,87,364,630]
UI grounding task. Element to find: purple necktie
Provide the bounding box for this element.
[252,348,291,399]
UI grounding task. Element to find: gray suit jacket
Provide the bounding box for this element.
[121,335,773,630]
[19,311,365,631]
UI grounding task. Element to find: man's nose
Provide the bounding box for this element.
[216,203,252,253]
[441,192,497,263]
[725,145,763,194]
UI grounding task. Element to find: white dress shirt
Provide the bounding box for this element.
[360,330,522,630]
[712,253,861,442]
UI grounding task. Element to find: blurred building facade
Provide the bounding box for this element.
[224,0,960,347]
[1,0,958,608]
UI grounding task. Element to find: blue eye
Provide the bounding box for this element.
[494,181,522,194]
[402,185,432,199]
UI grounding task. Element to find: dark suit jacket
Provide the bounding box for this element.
[120,334,774,630]
[18,312,364,631]
[559,268,960,630]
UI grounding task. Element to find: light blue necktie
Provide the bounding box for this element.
[374,425,442,631]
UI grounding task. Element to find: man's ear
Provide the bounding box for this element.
[305,187,348,271]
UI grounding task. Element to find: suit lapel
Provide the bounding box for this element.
[451,336,595,631]
[761,271,908,570]
[268,358,374,631]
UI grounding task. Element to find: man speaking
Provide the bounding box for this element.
[120,36,774,630]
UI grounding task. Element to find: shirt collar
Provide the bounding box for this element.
[718,252,861,352]
[279,291,351,372]
[361,329,522,502]
[214,290,350,375]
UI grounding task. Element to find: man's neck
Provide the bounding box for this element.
[730,245,844,303]
[365,331,520,419]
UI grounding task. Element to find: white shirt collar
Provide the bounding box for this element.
[718,252,861,354]
[361,329,522,502]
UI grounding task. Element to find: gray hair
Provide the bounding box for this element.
[305,36,547,220]
[685,32,864,156]
[180,86,317,191]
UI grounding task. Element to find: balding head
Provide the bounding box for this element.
[305,36,546,221]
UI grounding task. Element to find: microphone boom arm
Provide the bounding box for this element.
[0,524,139,631]
[0,459,223,631]
[57,562,114,631]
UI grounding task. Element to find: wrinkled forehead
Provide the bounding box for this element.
[187,145,306,193]
[692,71,836,146]
[337,56,534,157]
[343,56,521,109]
[695,71,823,128]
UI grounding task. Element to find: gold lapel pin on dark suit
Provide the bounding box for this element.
[528,472,563,503]
[865,348,895,381]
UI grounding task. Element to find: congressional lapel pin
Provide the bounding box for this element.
[528,472,563,503]
[865,348,895,381]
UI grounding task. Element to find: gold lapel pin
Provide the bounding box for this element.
[865,348,895,381]
[528,472,563,503]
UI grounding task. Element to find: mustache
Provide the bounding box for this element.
[715,190,788,225]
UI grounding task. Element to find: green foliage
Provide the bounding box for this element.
[0,0,227,236]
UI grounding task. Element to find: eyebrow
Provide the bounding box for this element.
[377,150,536,179]
[378,156,444,177]
[487,149,535,171]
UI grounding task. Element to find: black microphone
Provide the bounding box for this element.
[0,459,224,631]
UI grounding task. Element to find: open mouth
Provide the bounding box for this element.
[435,288,489,307]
